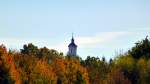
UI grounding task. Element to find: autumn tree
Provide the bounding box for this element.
[0,44,21,84]
[0,45,13,84]
[52,57,89,84]
[21,43,39,56]
[114,55,139,84]
[82,56,109,84]
[105,67,131,84]
[136,58,150,84]
[129,36,150,59]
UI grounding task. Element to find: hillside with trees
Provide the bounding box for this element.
[0,36,150,84]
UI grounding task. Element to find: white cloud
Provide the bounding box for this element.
[40,32,130,53]
[76,31,130,48]
[0,32,130,54]
[1,31,148,60]
[46,31,131,55]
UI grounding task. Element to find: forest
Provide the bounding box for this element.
[0,36,150,84]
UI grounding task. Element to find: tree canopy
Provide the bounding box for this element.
[0,36,150,84]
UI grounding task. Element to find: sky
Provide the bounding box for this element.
[0,0,150,60]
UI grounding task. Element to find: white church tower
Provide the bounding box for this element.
[67,34,77,56]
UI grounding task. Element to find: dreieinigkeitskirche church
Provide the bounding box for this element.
[67,35,77,56]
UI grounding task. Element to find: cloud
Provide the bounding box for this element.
[76,31,130,48]
[1,31,147,60]
[40,32,130,53]
[46,31,131,54]
[0,31,131,54]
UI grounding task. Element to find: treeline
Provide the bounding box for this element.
[0,36,150,84]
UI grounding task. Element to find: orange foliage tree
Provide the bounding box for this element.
[0,44,21,84]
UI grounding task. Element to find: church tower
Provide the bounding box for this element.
[67,34,77,56]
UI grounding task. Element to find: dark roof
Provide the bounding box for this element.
[68,42,77,47]
[68,38,77,47]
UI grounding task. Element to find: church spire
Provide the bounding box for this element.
[71,33,74,43]
[72,33,73,39]
[67,33,77,56]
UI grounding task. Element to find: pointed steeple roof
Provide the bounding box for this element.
[68,33,77,47]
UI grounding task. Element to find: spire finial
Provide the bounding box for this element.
[71,33,74,43]
[72,33,74,39]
